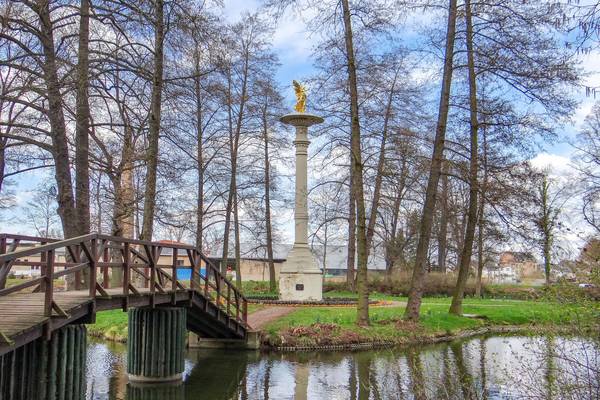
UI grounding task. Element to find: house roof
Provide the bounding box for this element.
[500,251,536,263]
[206,243,387,271]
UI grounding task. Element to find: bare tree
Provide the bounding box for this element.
[405,0,458,321]
[140,0,167,242]
[576,102,600,234]
[449,0,480,315]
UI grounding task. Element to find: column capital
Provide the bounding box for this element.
[280,112,324,127]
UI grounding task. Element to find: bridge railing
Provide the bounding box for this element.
[0,233,248,328]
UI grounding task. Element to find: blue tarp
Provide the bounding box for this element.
[176,268,207,280]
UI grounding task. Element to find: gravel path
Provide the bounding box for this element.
[247,306,295,330]
[247,300,408,331]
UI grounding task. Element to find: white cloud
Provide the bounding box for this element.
[530,152,573,176]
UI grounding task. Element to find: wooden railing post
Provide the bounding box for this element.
[235,292,240,322]
[44,250,54,317]
[243,298,247,325]
[74,244,82,290]
[227,284,231,316]
[38,242,47,291]
[204,267,209,310]
[148,245,156,307]
[89,238,97,297]
[102,240,110,289]
[171,248,178,292]
[191,250,199,291]
[123,242,130,297]
[0,237,5,290]
[215,268,221,307]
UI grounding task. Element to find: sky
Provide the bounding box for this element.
[225,0,600,255]
[2,1,598,257]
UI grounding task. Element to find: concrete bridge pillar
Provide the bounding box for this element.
[127,307,186,383]
[0,325,87,400]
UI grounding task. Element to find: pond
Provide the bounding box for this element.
[86,335,599,400]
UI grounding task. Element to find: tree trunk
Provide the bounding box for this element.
[263,107,276,292]
[475,126,488,298]
[140,0,165,242]
[222,174,234,275]
[110,68,135,288]
[94,172,102,233]
[0,138,5,196]
[38,0,78,238]
[405,0,458,321]
[233,186,242,288]
[341,0,369,326]
[75,0,91,236]
[365,74,398,254]
[194,50,204,252]
[346,161,356,291]
[541,177,552,285]
[322,224,328,286]
[221,69,234,275]
[386,153,409,277]
[543,234,551,285]
[449,0,479,315]
[437,161,449,273]
[222,54,248,276]
[475,200,485,298]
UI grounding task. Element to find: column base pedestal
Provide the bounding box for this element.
[279,271,323,301]
[128,373,183,384]
[279,245,322,301]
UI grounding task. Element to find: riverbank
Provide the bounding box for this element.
[88,295,599,348]
[260,296,598,349]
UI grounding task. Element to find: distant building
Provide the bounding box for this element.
[208,243,387,282]
[484,264,518,284]
[482,252,540,284]
[498,252,539,277]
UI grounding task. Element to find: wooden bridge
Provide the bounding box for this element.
[0,233,248,357]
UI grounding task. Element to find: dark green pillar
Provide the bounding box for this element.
[0,325,87,400]
[127,307,186,383]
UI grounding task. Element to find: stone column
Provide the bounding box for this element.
[279,113,324,301]
[127,307,186,383]
[0,325,87,400]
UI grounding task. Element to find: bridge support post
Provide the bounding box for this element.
[127,307,186,383]
[0,325,87,400]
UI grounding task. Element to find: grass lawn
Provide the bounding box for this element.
[88,309,129,341]
[86,291,598,347]
[263,297,598,347]
[6,277,65,290]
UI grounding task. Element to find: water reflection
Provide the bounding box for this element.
[86,335,599,400]
[127,383,184,400]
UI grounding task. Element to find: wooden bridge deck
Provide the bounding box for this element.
[0,234,249,356]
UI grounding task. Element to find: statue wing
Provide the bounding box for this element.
[293,80,304,96]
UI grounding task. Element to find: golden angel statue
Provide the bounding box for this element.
[293,80,307,113]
